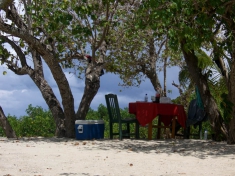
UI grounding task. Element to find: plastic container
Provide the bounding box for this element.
[145,94,148,102]
[75,120,104,140]
[159,97,172,103]
[204,130,208,140]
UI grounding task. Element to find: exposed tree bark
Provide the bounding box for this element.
[76,41,107,120]
[0,0,13,9]
[172,81,184,104]
[29,51,66,137]
[76,76,100,120]
[221,5,235,144]
[0,106,17,138]
[181,40,228,141]
[144,36,163,90]
[228,59,235,144]
[172,81,183,95]
[163,57,167,97]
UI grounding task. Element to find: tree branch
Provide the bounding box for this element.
[172,81,183,95]
[6,4,27,30]
[0,0,13,10]
[0,35,27,67]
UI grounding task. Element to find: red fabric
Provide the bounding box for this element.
[129,102,187,128]
[85,55,91,59]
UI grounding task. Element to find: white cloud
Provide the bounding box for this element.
[0,90,14,98]
[21,89,27,93]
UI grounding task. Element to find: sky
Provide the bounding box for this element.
[0,62,181,117]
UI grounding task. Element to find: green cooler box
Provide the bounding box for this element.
[75,120,104,140]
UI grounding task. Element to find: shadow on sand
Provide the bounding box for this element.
[1,137,235,159]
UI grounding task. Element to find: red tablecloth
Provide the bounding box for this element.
[129,102,187,128]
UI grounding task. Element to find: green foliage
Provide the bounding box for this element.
[220,93,233,124]
[187,120,212,140]
[0,104,55,137]
[19,114,55,137]
[0,103,148,139]
[0,115,18,136]
[0,103,218,140]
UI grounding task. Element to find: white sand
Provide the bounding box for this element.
[0,137,235,176]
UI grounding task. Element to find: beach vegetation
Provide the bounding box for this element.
[0,104,213,140]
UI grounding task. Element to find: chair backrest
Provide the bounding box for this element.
[105,94,122,123]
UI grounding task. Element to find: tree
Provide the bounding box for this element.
[26,0,150,120]
[1,0,160,138]
[0,35,66,137]
[141,0,235,143]
[0,106,16,138]
[0,1,75,137]
[105,4,183,94]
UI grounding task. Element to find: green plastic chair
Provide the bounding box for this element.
[105,94,139,140]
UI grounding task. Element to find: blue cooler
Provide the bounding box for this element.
[75,120,104,140]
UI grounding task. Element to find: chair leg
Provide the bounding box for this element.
[171,117,176,139]
[110,123,113,139]
[126,123,130,139]
[183,126,190,139]
[119,123,122,140]
[135,122,139,139]
[157,116,161,139]
[148,122,153,140]
[198,122,202,139]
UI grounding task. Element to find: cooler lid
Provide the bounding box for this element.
[75,120,104,124]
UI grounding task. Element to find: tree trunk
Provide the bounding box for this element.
[0,0,13,9]
[163,57,167,97]
[45,57,75,138]
[76,77,100,120]
[0,106,17,138]
[228,59,235,144]
[76,40,106,120]
[29,52,66,137]
[145,36,162,90]
[31,75,66,137]
[228,118,235,144]
[181,40,228,141]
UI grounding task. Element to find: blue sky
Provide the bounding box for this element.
[0,62,180,117]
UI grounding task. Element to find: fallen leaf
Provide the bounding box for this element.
[74,142,79,146]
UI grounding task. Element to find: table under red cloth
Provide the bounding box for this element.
[129,102,187,128]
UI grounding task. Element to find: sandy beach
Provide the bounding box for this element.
[0,137,235,176]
